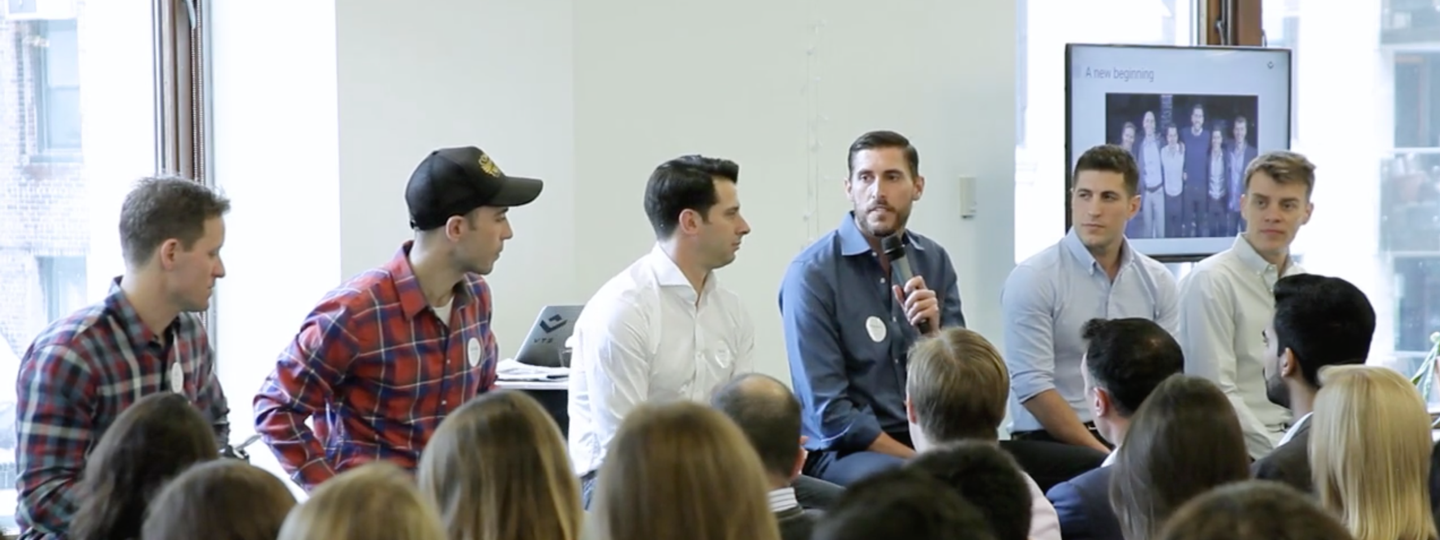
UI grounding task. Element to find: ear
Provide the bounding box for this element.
[905,396,917,424]
[1301,201,1314,226]
[157,238,182,270]
[1127,194,1142,218]
[444,215,468,241]
[1279,348,1300,378]
[677,208,703,236]
[912,174,925,201]
[791,436,808,480]
[1093,387,1112,419]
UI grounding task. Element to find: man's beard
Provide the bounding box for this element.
[1266,372,1291,409]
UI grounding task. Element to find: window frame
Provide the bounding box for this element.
[31,18,81,161]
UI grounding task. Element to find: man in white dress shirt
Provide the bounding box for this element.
[1176,150,1316,459]
[568,154,755,507]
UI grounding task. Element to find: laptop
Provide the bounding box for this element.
[513,304,584,368]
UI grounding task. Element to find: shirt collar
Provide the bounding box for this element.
[102,276,177,349]
[838,211,926,257]
[768,486,800,513]
[387,240,475,321]
[1279,412,1312,446]
[1230,234,1300,278]
[1102,444,1121,467]
[646,244,716,305]
[1061,228,1134,276]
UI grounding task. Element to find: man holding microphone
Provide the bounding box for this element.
[780,130,966,486]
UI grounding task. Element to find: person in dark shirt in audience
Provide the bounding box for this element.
[712,374,825,540]
[1046,318,1183,540]
[781,130,966,486]
[1157,481,1354,540]
[909,441,1037,540]
[1252,274,1374,493]
[813,468,997,540]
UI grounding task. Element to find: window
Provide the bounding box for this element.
[0,0,203,533]
[34,19,80,155]
[1261,0,1440,375]
[1015,0,1198,262]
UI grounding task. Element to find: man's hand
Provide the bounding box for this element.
[894,276,940,337]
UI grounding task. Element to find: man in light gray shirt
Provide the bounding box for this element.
[1003,144,1178,452]
[1177,150,1316,459]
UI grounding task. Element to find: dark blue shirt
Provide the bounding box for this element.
[779,213,965,453]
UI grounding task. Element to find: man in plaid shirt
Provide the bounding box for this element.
[253,146,543,491]
[15,177,232,540]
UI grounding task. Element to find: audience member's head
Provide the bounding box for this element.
[1110,375,1250,540]
[813,468,996,540]
[1310,365,1436,540]
[141,459,297,540]
[905,328,1008,448]
[1264,274,1375,410]
[1157,480,1354,540]
[595,401,780,540]
[418,389,582,540]
[1080,318,1184,446]
[69,392,218,540]
[907,441,1034,540]
[711,373,805,489]
[278,461,445,540]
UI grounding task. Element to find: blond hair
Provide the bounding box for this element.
[906,328,1009,441]
[1243,150,1317,196]
[278,461,446,540]
[595,401,781,540]
[418,390,582,540]
[1310,365,1437,540]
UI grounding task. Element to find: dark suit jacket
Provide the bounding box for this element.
[776,506,822,540]
[1046,465,1122,540]
[1000,439,1108,494]
[1252,421,1312,493]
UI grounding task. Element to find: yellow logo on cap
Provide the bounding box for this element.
[478,153,504,177]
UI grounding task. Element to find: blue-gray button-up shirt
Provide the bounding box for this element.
[779,213,965,453]
[1002,229,1179,433]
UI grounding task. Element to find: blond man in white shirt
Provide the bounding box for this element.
[568,154,755,507]
[1176,150,1316,459]
[904,327,1062,540]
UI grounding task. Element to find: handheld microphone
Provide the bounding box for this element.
[880,234,932,335]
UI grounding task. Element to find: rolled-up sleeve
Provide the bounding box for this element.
[579,302,651,453]
[1177,269,1273,458]
[1002,265,1058,404]
[780,261,881,453]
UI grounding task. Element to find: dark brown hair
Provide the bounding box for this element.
[70,392,218,540]
[1073,144,1140,196]
[1158,480,1353,540]
[847,130,920,178]
[141,459,297,540]
[1109,375,1250,540]
[119,176,231,268]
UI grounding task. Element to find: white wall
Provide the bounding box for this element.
[212,0,1015,404]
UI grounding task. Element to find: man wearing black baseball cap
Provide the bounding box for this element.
[255,146,542,491]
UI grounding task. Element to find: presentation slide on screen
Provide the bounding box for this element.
[1066,45,1291,258]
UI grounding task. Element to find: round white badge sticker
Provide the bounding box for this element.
[865,316,887,343]
[169,363,184,394]
[467,337,482,367]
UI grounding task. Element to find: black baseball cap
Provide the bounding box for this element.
[405,146,544,230]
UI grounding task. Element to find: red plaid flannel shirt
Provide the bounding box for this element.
[253,242,498,491]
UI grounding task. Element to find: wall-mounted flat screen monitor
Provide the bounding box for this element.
[1065,43,1293,259]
